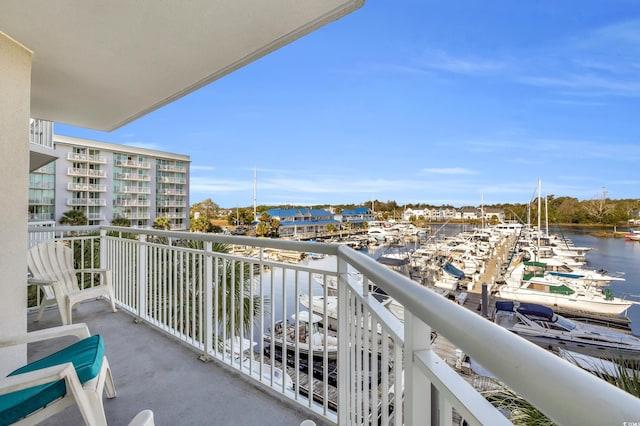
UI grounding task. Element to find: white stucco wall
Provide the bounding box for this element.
[0,31,31,374]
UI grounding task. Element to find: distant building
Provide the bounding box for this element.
[28,126,190,230]
[340,207,374,228]
[458,207,478,220]
[482,207,505,222]
[267,208,340,238]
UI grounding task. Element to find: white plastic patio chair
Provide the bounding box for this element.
[0,323,117,425]
[27,241,117,325]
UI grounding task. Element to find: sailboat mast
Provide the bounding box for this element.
[253,167,257,222]
[537,178,542,248]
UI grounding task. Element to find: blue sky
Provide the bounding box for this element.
[55,1,640,208]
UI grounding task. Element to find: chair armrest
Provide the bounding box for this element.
[75,269,109,274]
[0,323,91,348]
[27,278,56,286]
[0,363,77,396]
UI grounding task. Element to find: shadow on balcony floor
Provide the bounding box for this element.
[27,300,327,426]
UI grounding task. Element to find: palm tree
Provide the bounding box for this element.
[111,215,131,227]
[169,240,265,341]
[60,209,88,226]
[153,216,171,230]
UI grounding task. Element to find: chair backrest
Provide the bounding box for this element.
[27,242,80,297]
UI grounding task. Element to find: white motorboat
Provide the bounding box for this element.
[498,262,635,315]
[493,301,640,361]
[264,311,338,359]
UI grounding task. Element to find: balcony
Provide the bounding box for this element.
[157,189,187,196]
[115,173,151,182]
[68,182,108,192]
[157,164,187,173]
[121,186,151,194]
[67,198,107,206]
[27,302,312,425]
[25,226,640,425]
[115,159,151,169]
[67,152,107,164]
[68,167,107,178]
[158,176,187,184]
[120,213,150,220]
[87,213,106,221]
[114,199,151,207]
[157,200,186,208]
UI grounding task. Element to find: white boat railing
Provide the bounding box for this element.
[27,226,640,425]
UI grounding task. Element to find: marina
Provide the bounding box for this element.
[248,221,640,413]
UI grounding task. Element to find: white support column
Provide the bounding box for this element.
[336,256,350,424]
[202,241,214,360]
[137,234,147,320]
[0,32,32,375]
[404,311,433,425]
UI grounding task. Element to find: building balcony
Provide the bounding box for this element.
[157,200,186,208]
[121,186,151,194]
[115,173,151,182]
[28,198,55,205]
[157,164,187,173]
[66,198,107,206]
[159,212,187,219]
[115,159,151,169]
[67,182,107,192]
[157,189,187,196]
[67,167,107,178]
[121,213,150,220]
[158,176,187,184]
[114,199,151,207]
[67,152,107,164]
[24,226,640,426]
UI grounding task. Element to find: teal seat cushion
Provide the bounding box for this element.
[0,334,104,425]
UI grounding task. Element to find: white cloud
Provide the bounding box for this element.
[418,49,506,75]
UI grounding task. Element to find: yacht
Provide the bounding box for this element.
[493,301,640,361]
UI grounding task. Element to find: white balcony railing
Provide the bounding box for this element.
[157,189,186,196]
[157,200,186,208]
[158,176,187,184]
[115,173,151,181]
[67,167,107,178]
[115,159,151,169]
[157,164,187,173]
[67,182,108,192]
[121,213,150,220]
[114,199,151,207]
[66,198,107,206]
[122,186,151,194]
[67,152,107,163]
[26,226,640,425]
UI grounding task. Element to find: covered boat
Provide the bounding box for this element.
[493,301,640,361]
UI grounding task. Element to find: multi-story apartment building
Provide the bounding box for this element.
[28,128,190,230]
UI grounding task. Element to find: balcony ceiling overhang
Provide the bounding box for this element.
[1,1,364,132]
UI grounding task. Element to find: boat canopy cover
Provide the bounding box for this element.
[495,301,555,320]
[549,271,583,279]
[443,262,465,280]
[524,261,547,268]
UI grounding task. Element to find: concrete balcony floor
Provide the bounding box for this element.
[26,300,325,426]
